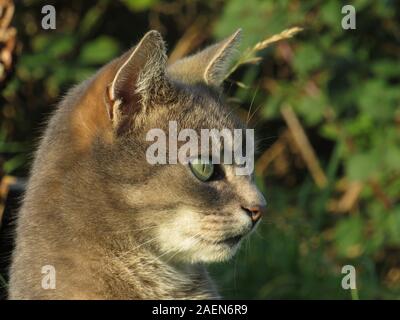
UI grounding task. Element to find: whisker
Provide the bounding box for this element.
[164,232,203,264]
[148,232,203,265]
[222,106,237,123]
[255,136,278,143]
[233,247,239,294]
[251,115,266,130]
[104,221,177,235]
[246,84,260,125]
[248,102,263,125]
[120,237,159,257]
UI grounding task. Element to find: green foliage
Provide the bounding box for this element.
[1,0,399,299]
[211,0,400,299]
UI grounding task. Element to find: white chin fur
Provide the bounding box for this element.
[156,207,245,263]
[169,240,241,264]
[190,243,240,263]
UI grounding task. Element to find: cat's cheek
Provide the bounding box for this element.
[155,207,202,253]
[235,208,255,233]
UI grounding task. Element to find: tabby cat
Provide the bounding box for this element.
[9,30,266,299]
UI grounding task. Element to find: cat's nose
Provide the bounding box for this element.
[241,205,265,224]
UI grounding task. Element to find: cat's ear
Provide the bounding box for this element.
[107,30,168,123]
[167,29,241,87]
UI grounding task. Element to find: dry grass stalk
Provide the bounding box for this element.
[0,175,16,222]
[255,130,289,175]
[281,105,327,189]
[253,27,303,51]
[0,0,16,83]
[225,26,303,80]
[329,181,363,213]
[168,18,209,64]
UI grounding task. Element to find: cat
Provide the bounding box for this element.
[8,29,266,299]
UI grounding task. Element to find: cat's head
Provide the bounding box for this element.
[75,30,266,263]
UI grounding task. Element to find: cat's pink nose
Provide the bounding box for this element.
[242,205,265,224]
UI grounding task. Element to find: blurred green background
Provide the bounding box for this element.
[1,0,400,299]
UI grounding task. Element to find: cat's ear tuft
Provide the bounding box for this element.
[204,28,242,86]
[108,30,168,120]
[168,29,241,87]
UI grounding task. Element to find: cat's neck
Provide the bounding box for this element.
[106,244,219,299]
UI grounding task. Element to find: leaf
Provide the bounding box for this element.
[346,152,379,181]
[384,146,400,172]
[122,0,159,11]
[79,4,107,36]
[320,0,342,29]
[386,207,400,244]
[47,35,77,57]
[358,79,399,121]
[3,154,28,174]
[334,216,364,258]
[295,92,326,125]
[372,60,400,78]
[79,36,121,65]
[293,44,323,76]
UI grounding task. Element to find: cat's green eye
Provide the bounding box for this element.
[189,158,214,182]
